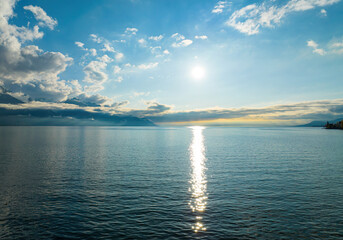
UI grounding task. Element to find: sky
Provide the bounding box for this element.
[1,0,343,125]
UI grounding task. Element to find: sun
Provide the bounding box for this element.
[191,66,206,80]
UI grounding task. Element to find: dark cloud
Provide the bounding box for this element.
[0,107,155,126]
[64,93,112,107]
[119,101,172,117]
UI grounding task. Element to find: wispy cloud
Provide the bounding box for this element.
[102,43,115,52]
[149,35,164,41]
[137,62,158,70]
[195,35,208,40]
[227,0,340,35]
[212,1,230,14]
[23,5,57,30]
[307,40,326,55]
[306,37,343,55]
[90,34,102,43]
[125,27,138,35]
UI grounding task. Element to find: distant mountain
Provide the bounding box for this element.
[297,118,343,127]
[0,90,23,104]
[297,121,327,127]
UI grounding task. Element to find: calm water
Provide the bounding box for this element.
[1,126,343,239]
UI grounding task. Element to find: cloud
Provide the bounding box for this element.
[163,49,170,55]
[133,91,150,97]
[89,48,97,56]
[0,103,155,126]
[212,1,230,14]
[138,38,147,46]
[125,27,138,35]
[113,65,121,74]
[83,61,107,84]
[171,33,185,41]
[65,93,113,107]
[90,34,102,43]
[195,35,208,40]
[119,101,172,117]
[307,40,326,55]
[320,8,327,16]
[148,99,343,125]
[305,37,343,55]
[97,54,113,63]
[75,41,97,56]
[75,41,85,48]
[227,0,341,35]
[329,39,343,54]
[149,35,163,41]
[3,79,74,102]
[171,33,192,47]
[137,62,158,70]
[0,0,74,102]
[115,52,124,61]
[83,55,112,91]
[172,39,193,48]
[111,100,129,108]
[102,43,115,52]
[23,5,57,30]
[114,76,123,83]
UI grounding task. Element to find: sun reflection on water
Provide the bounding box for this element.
[188,126,207,232]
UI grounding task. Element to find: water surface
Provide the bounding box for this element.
[1,126,343,239]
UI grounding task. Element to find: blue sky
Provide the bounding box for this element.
[1,0,343,125]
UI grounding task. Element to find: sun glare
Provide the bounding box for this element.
[191,66,205,80]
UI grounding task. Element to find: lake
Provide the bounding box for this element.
[1,126,343,239]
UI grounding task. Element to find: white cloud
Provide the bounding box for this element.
[75,41,85,48]
[212,1,230,14]
[125,27,138,35]
[97,54,113,63]
[172,39,193,48]
[320,9,327,16]
[171,33,185,41]
[150,46,161,54]
[149,35,163,41]
[329,39,343,54]
[115,52,124,61]
[83,53,116,92]
[138,62,159,70]
[171,33,192,47]
[102,43,115,52]
[83,61,108,85]
[0,0,75,102]
[227,0,341,35]
[134,91,150,97]
[195,35,208,40]
[113,65,121,74]
[307,40,326,55]
[75,41,97,56]
[138,38,147,46]
[90,34,102,43]
[23,5,57,30]
[89,48,97,56]
[163,49,170,55]
[115,76,123,83]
